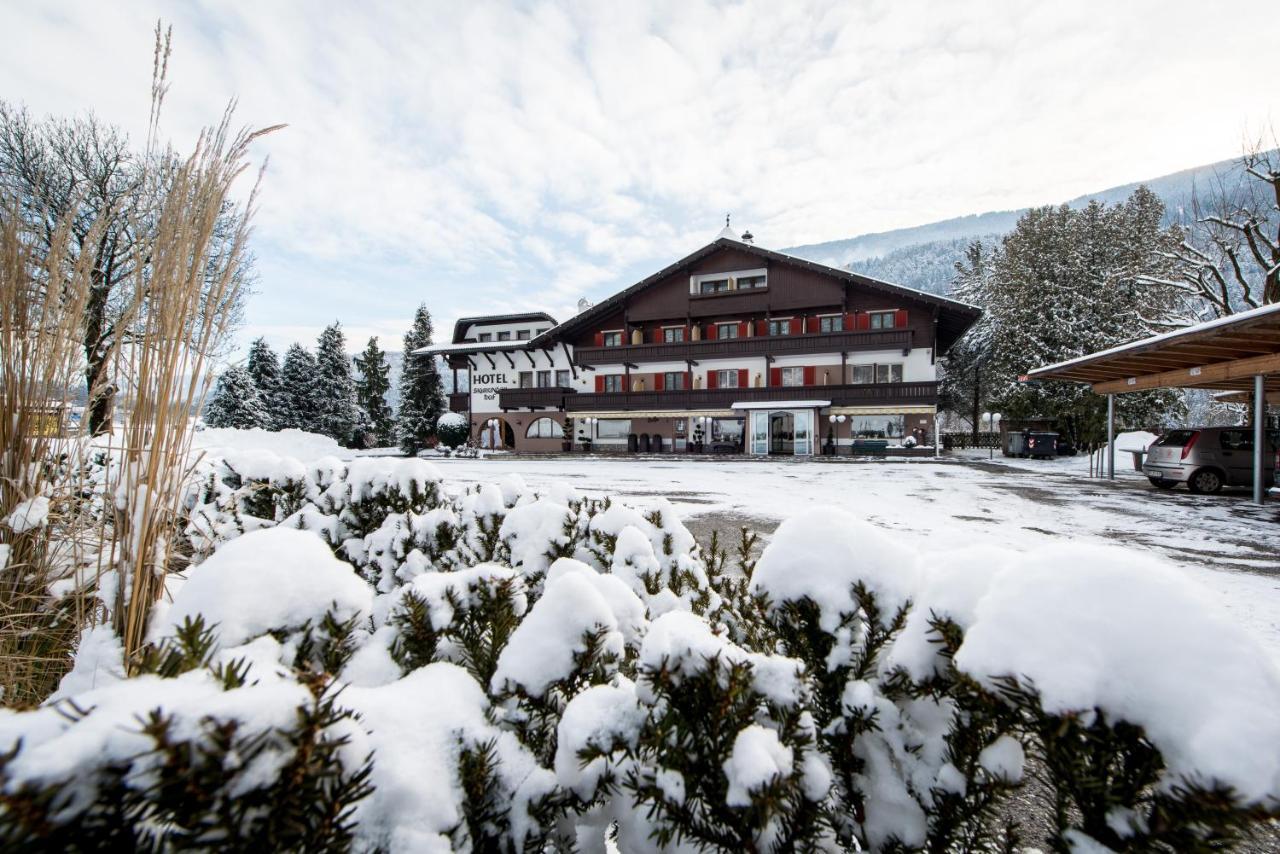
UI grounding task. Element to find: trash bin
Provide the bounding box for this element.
[1025,431,1058,460]
[627,433,638,453]
[639,433,651,453]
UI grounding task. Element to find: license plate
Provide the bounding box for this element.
[1144,469,1163,478]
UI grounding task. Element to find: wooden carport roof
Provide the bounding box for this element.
[1026,302,1280,394]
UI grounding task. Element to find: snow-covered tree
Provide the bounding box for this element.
[939,240,995,436]
[312,323,362,446]
[204,365,271,430]
[397,305,446,456]
[957,187,1185,445]
[353,336,397,447]
[277,343,320,432]
[246,338,283,429]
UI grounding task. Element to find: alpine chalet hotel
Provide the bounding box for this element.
[423,224,980,456]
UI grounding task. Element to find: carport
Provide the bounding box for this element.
[1026,302,1280,503]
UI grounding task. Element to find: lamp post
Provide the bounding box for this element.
[486,418,499,451]
[984,411,1001,459]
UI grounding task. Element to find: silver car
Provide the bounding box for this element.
[1144,427,1279,493]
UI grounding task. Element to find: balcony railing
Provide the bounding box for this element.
[561,381,937,413]
[574,328,912,366]
[497,386,577,410]
[448,392,470,412]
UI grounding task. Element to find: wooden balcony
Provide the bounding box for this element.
[561,381,937,413]
[448,392,470,412]
[497,386,577,410]
[573,328,913,366]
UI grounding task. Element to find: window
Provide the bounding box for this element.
[536,370,552,388]
[738,274,766,289]
[663,327,686,343]
[603,331,623,347]
[781,367,805,387]
[664,372,686,390]
[603,375,624,393]
[477,333,493,342]
[526,417,563,439]
[869,311,896,330]
[768,319,791,337]
[853,415,905,439]
[876,363,904,384]
[819,315,842,333]
[849,364,874,384]
[716,369,739,388]
[519,371,533,388]
[699,278,730,294]
[497,331,512,341]
[717,323,740,339]
[710,418,745,444]
[517,330,531,340]
[596,419,631,439]
[555,369,571,387]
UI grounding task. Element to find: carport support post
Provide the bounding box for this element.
[1254,373,1266,504]
[1106,393,1115,480]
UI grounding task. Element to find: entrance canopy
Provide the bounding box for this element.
[1026,302,1280,502]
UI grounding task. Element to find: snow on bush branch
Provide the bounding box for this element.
[1,450,1278,852]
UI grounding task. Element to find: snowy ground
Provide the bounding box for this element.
[419,451,1280,655]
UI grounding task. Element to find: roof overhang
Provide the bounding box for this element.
[1026,302,1280,395]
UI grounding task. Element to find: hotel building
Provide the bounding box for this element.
[423,227,981,456]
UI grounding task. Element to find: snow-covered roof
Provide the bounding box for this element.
[730,399,832,410]
[413,339,534,356]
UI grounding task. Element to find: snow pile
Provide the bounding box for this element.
[1113,430,1159,453]
[3,495,50,533]
[723,724,793,806]
[192,426,344,461]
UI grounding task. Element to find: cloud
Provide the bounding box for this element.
[2,0,1277,356]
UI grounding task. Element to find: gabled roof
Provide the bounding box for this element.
[534,237,981,353]
[452,312,557,344]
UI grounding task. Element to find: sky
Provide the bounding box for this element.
[3,1,1277,357]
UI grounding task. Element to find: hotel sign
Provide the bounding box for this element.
[471,371,517,411]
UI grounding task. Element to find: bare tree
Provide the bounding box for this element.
[0,101,253,434]
[1146,136,1280,318]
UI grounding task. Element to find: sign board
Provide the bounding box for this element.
[470,370,518,411]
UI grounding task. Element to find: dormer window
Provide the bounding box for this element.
[497,331,512,341]
[517,330,531,340]
[477,333,493,342]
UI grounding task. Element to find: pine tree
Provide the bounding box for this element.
[353,336,397,447]
[246,338,283,429]
[397,305,446,456]
[313,323,362,446]
[278,343,321,432]
[204,366,271,430]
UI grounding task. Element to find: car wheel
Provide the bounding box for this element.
[1187,468,1223,494]
[1147,476,1176,490]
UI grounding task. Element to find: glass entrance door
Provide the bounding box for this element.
[769,412,795,455]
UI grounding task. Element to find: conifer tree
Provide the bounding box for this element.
[277,343,321,432]
[353,336,397,447]
[204,365,271,430]
[313,322,362,446]
[246,337,283,429]
[397,305,446,456]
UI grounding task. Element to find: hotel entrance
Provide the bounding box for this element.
[747,408,816,456]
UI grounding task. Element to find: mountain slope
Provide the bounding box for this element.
[783,152,1261,294]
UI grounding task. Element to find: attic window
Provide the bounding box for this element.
[699,278,730,294]
[690,268,767,296]
[477,333,493,342]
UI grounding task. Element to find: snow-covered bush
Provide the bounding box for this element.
[3,452,1279,852]
[436,411,470,449]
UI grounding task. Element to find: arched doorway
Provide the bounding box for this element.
[479,417,516,449]
[769,412,795,455]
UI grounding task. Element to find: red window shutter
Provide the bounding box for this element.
[806,316,820,334]
[790,317,802,335]
[856,313,870,330]
[803,366,816,386]
[738,369,748,388]
[843,312,855,331]
[895,309,908,328]
[684,371,692,389]
[756,319,767,336]
[706,323,717,340]
[707,371,718,389]
[595,375,604,392]
[593,332,604,346]
[769,367,781,386]
[684,324,691,341]
[739,321,748,338]
[653,372,664,391]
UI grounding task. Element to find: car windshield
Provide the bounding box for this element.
[1156,429,1198,447]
